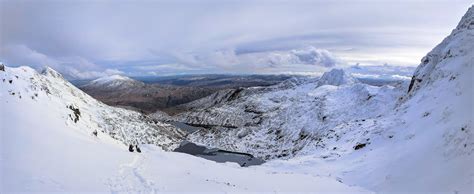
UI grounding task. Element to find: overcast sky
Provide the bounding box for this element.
[0,0,472,79]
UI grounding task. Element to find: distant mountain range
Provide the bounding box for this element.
[77,73,405,114]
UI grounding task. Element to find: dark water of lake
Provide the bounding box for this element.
[174,141,265,167]
[169,121,265,167]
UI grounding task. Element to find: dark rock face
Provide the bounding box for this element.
[67,105,81,123]
[354,143,367,150]
[0,64,5,71]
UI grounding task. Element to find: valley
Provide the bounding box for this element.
[77,74,293,114]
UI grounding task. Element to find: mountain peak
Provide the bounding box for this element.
[454,5,473,32]
[85,74,144,89]
[317,68,358,87]
[93,74,133,82]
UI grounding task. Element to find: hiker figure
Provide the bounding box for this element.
[135,145,141,153]
[128,144,134,152]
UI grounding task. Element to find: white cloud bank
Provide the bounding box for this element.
[1,0,471,78]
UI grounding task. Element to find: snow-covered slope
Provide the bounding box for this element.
[1,66,185,150]
[266,8,474,191]
[0,66,369,192]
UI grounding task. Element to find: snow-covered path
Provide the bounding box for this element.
[107,154,158,193]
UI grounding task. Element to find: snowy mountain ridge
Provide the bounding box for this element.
[1,66,185,150]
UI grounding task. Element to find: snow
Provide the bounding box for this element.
[1,66,185,150]
[316,68,358,87]
[1,5,473,194]
[92,74,133,83]
[84,74,144,89]
[172,6,474,193]
[0,65,369,193]
[175,73,403,160]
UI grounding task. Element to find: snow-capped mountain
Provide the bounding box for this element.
[316,68,358,87]
[83,74,145,89]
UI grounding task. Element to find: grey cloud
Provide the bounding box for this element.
[291,47,336,67]
[1,0,472,77]
[0,44,123,79]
